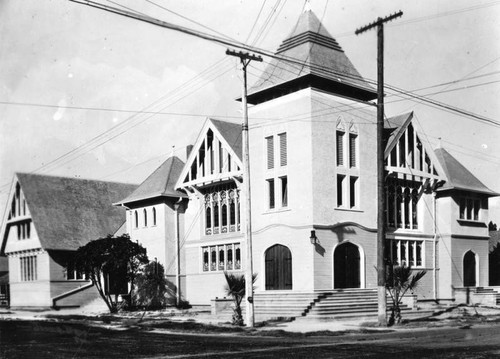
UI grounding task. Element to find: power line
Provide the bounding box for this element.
[0,58,235,191]
[143,0,238,41]
[68,0,500,128]
[245,0,267,43]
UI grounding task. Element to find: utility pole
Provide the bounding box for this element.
[355,11,402,327]
[226,49,262,327]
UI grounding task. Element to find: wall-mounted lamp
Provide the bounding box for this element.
[310,230,318,245]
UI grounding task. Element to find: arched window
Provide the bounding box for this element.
[152,207,157,226]
[134,211,138,228]
[143,209,148,227]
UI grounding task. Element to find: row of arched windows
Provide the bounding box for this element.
[133,207,157,228]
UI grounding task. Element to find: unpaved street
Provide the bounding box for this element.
[1,319,500,358]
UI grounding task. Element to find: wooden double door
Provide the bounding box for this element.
[265,244,292,290]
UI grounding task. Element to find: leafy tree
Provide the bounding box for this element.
[489,221,498,231]
[133,261,168,310]
[224,272,257,326]
[386,264,426,326]
[75,234,148,313]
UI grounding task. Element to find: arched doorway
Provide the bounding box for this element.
[265,244,292,290]
[463,251,476,287]
[334,242,360,289]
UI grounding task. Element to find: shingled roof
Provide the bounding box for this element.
[384,112,414,154]
[210,119,242,160]
[116,156,187,205]
[247,9,376,104]
[434,148,497,196]
[15,173,137,251]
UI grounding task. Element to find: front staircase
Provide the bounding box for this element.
[302,288,410,320]
[253,289,413,322]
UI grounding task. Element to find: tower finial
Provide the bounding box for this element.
[304,0,312,12]
[171,145,175,157]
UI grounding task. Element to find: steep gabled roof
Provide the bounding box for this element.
[176,118,243,189]
[115,156,187,205]
[13,173,137,251]
[434,148,498,196]
[384,112,414,155]
[383,112,446,180]
[210,119,242,159]
[247,9,376,104]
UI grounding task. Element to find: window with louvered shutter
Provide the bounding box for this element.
[349,134,357,168]
[279,132,287,166]
[336,131,344,166]
[266,136,274,169]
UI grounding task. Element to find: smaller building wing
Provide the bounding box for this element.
[0,173,138,253]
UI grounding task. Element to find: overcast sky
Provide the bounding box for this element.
[1,0,499,221]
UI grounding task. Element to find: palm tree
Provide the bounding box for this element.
[386,263,426,325]
[224,272,256,326]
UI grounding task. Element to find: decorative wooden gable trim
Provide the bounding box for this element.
[176,119,243,189]
[385,118,445,181]
[0,176,39,255]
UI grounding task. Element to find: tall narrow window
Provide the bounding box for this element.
[20,256,37,281]
[226,245,233,270]
[336,131,344,166]
[279,132,287,167]
[280,176,288,207]
[222,204,228,226]
[230,202,236,225]
[206,207,212,229]
[134,211,139,228]
[213,203,219,228]
[349,177,357,208]
[152,207,157,226]
[266,136,274,169]
[268,179,275,209]
[349,134,357,168]
[473,199,480,221]
[143,209,148,227]
[337,175,345,207]
[203,248,209,272]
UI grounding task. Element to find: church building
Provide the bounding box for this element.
[120,9,498,316]
[1,9,497,315]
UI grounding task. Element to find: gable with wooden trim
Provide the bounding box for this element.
[176,118,243,189]
[384,112,445,182]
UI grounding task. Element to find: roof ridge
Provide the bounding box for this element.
[16,172,139,187]
[162,156,177,195]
